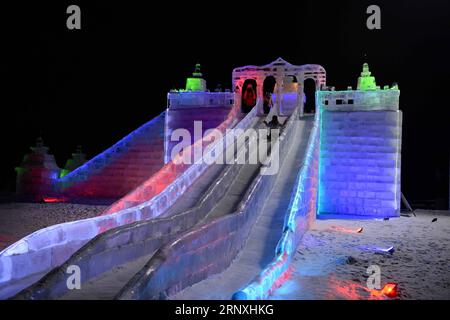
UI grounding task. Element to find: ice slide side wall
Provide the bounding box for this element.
[0,104,249,299]
[116,106,301,300]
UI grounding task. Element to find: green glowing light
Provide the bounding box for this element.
[186,77,206,92]
[59,169,70,178]
[357,63,377,91]
[185,63,206,92]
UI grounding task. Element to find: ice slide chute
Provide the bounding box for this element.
[232,112,320,300]
[114,107,316,300]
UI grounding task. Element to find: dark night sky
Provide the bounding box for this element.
[0,1,449,207]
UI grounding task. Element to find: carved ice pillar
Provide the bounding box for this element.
[274,76,283,116]
[256,77,264,115]
[297,73,304,118]
[235,81,242,113]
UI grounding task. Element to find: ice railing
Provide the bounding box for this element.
[0,101,257,299]
[233,110,320,300]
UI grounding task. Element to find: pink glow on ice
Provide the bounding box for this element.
[329,225,364,234]
[104,104,240,215]
[327,277,387,300]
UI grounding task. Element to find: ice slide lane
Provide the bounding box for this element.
[170,116,314,300]
[57,118,266,300]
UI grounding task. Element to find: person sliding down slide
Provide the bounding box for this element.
[263,115,284,140]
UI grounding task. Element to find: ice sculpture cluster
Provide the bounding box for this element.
[4,59,402,300]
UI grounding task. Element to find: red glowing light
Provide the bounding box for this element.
[327,276,386,300]
[382,283,398,298]
[42,197,68,203]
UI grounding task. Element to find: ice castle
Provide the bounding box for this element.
[4,59,402,300]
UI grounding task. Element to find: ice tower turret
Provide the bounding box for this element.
[185,63,207,92]
[60,145,87,178]
[357,63,378,91]
[165,64,235,163]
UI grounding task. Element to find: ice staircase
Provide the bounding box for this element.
[58,112,166,202]
[0,102,247,299]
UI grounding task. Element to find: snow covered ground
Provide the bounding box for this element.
[0,202,106,251]
[270,210,450,300]
[0,202,448,300]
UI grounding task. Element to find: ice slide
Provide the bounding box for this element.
[160,116,314,300]
[112,109,317,300]
[13,110,265,299]
[169,115,315,300]
[0,103,243,299]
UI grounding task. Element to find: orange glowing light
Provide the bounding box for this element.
[42,197,68,203]
[382,283,398,298]
[327,276,386,300]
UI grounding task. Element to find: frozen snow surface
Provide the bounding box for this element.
[0,203,106,251]
[270,210,450,300]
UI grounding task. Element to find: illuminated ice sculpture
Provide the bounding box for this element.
[232,58,326,116]
[318,63,402,218]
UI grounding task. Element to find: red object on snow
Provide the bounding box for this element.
[382,283,398,298]
[42,196,68,203]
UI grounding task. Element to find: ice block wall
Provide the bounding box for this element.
[164,92,234,163]
[318,89,402,218]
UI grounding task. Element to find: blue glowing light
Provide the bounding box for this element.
[359,245,395,254]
